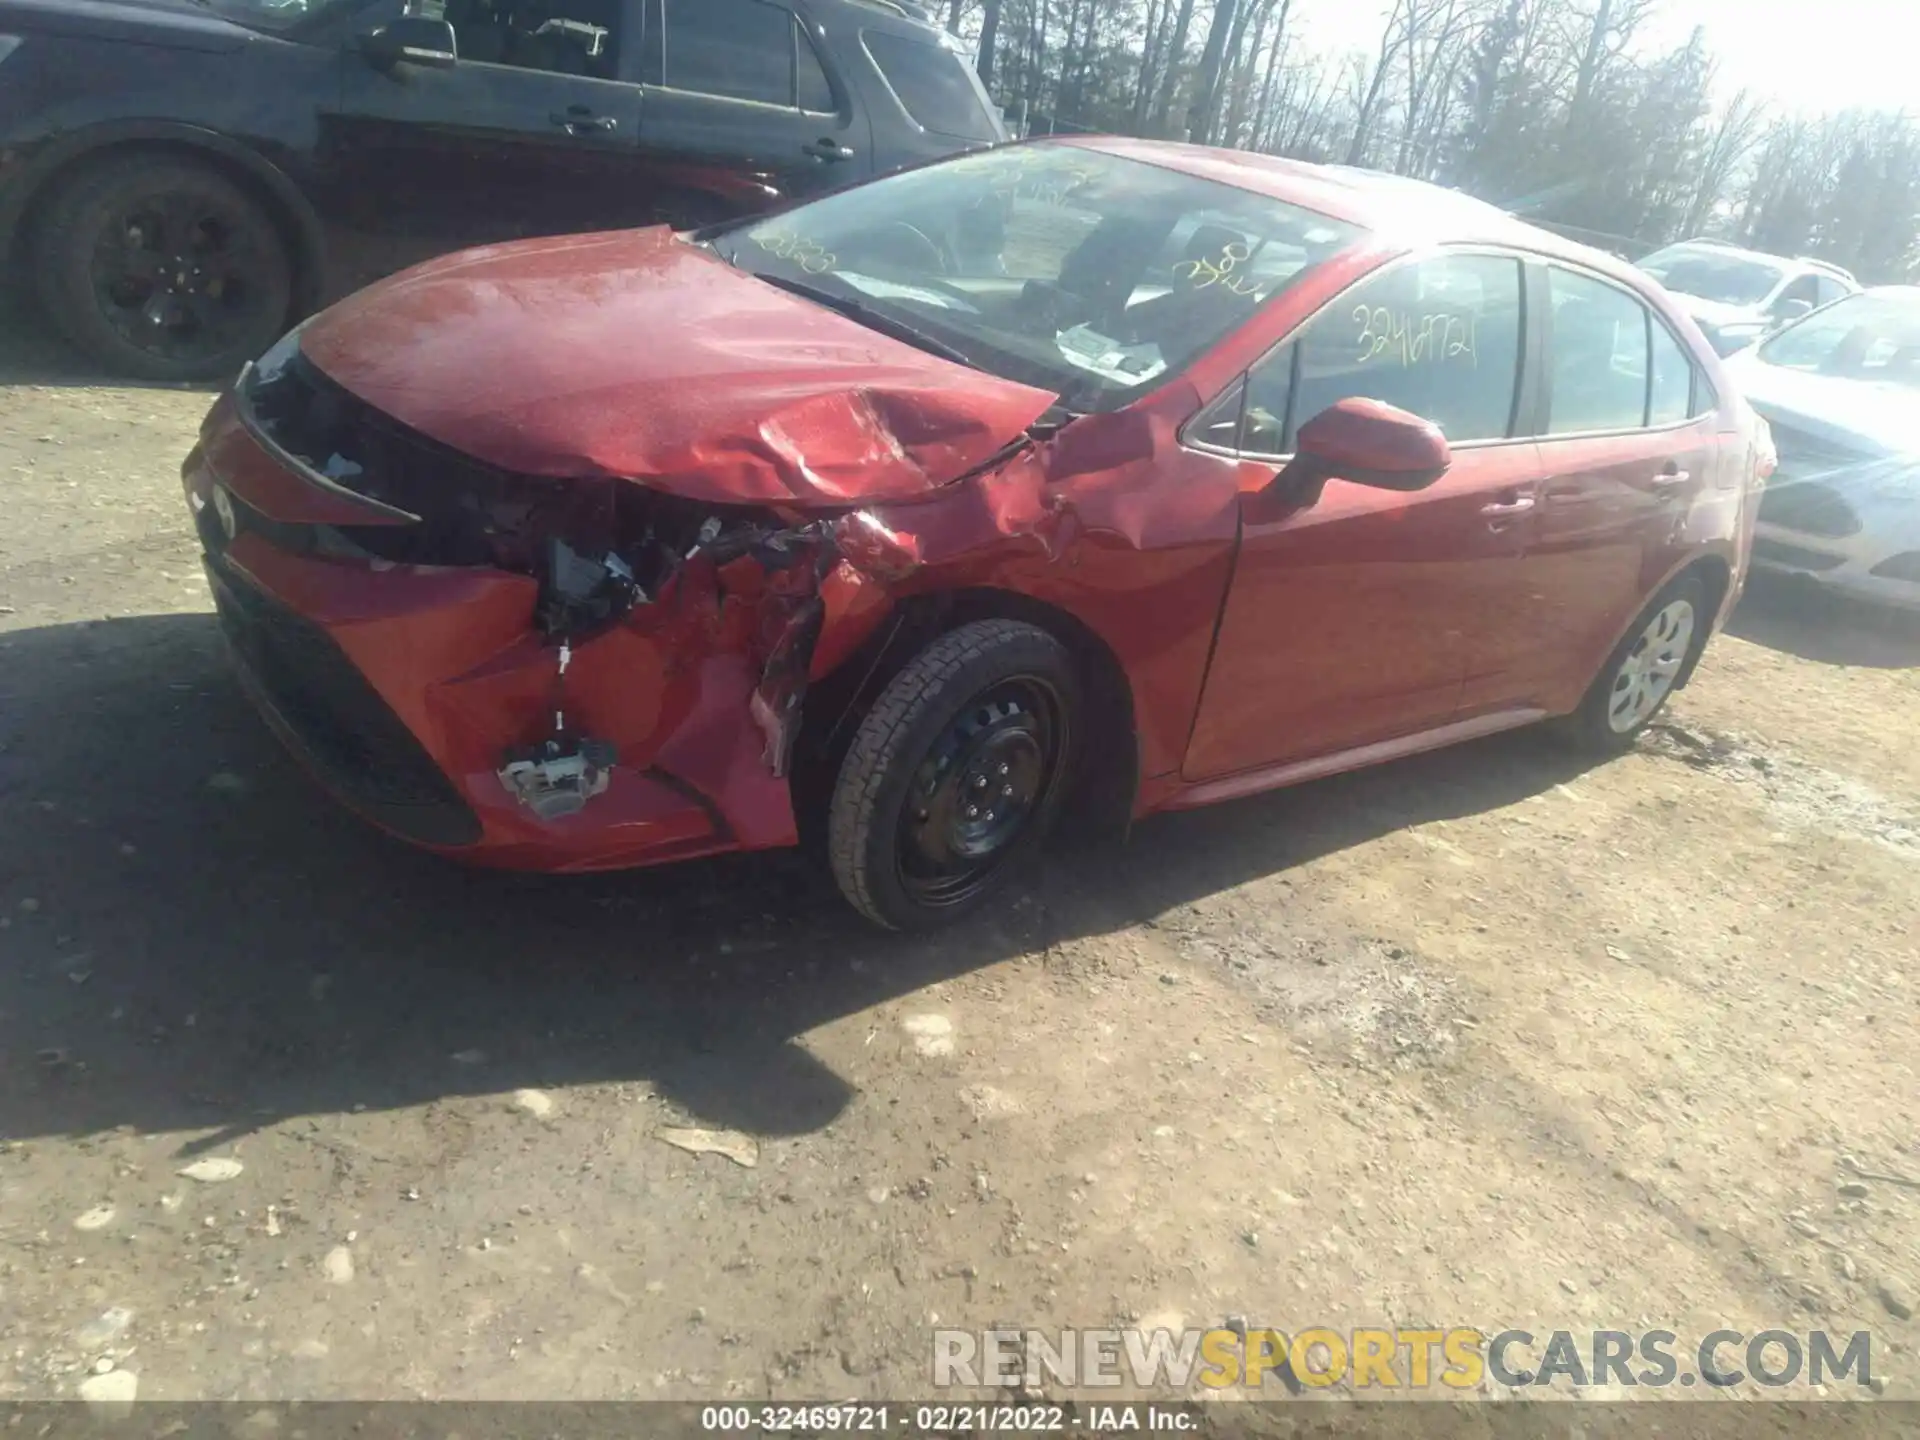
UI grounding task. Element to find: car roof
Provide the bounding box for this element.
[1053,135,1652,286]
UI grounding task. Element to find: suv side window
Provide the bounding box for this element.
[862,30,1000,141]
[1548,267,1649,434]
[446,0,619,76]
[1814,275,1850,307]
[663,0,802,106]
[796,27,835,112]
[1774,273,1822,313]
[1277,252,1523,448]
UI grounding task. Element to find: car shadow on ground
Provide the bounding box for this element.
[1729,570,1920,668]
[0,298,226,393]
[0,612,1607,1152]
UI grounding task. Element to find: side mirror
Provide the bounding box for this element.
[1271,397,1451,506]
[1775,297,1813,322]
[360,15,458,70]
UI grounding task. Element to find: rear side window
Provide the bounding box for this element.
[1282,253,1524,446]
[1815,275,1850,306]
[797,28,835,111]
[862,30,998,140]
[662,0,798,106]
[1648,318,1695,426]
[1548,267,1648,434]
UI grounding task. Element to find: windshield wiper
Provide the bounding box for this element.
[752,272,974,368]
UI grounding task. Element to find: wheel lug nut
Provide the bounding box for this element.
[998,763,1009,775]
[1002,785,1012,796]
[966,806,978,818]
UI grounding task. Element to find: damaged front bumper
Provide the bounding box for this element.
[182,363,904,873]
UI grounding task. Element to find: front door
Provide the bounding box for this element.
[318,0,649,292]
[1183,250,1542,781]
[636,0,869,210]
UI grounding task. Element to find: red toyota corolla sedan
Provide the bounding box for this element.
[181,138,1770,929]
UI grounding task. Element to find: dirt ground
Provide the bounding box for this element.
[2,303,1918,1413]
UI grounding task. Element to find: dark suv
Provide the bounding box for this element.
[0,0,1005,380]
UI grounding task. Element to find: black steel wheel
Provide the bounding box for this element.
[828,620,1080,930]
[33,154,294,383]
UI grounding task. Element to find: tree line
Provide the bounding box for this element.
[940,0,1920,284]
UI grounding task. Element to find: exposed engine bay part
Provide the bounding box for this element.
[537,538,645,637]
[497,736,618,820]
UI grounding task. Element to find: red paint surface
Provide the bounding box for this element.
[188,140,1761,877]
[299,227,1057,506]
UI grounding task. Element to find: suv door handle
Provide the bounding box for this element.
[551,107,617,134]
[1651,468,1692,488]
[803,137,854,161]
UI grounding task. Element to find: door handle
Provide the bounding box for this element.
[550,108,617,134]
[1479,495,1536,517]
[1651,468,1692,488]
[803,137,854,161]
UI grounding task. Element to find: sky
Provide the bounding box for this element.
[1302,0,1919,117]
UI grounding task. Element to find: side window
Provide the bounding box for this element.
[1286,253,1523,447]
[662,0,794,105]
[1547,267,1648,434]
[1774,273,1821,313]
[446,0,619,76]
[1242,343,1294,455]
[1190,378,1248,451]
[1815,276,1850,307]
[1648,318,1694,427]
[862,30,1000,140]
[797,27,835,112]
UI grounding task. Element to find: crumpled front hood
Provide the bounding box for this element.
[299,228,1057,507]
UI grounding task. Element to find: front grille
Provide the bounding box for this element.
[1753,537,1846,571]
[246,354,523,565]
[205,556,481,848]
[1758,481,1861,538]
[242,354,689,576]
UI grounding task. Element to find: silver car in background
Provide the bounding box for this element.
[1638,240,1858,356]
[1722,287,1920,609]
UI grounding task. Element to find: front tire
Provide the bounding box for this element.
[827,620,1080,931]
[1564,575,1707,752]
[32,155,295,383]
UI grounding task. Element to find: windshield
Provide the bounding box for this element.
[712,144,1360,410]
[1639,245,1785,307]
[1757,290,1920,390]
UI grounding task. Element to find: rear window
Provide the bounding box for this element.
[861,30,998,140]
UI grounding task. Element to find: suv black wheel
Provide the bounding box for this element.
[828,620,1080,931]
[33,154,294,383]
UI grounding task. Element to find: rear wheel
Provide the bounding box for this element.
[32,154,294,383]
[827,620,1080,931]
[1564,575,1706,752]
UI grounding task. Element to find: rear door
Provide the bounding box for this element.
[1504,263,1715,711]
[1182,250,1546,781]
[321,0,648,286]
[635,0,868,205]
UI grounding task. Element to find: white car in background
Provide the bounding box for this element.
[1638,239,1859,356]
[1723,287,1920,609]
